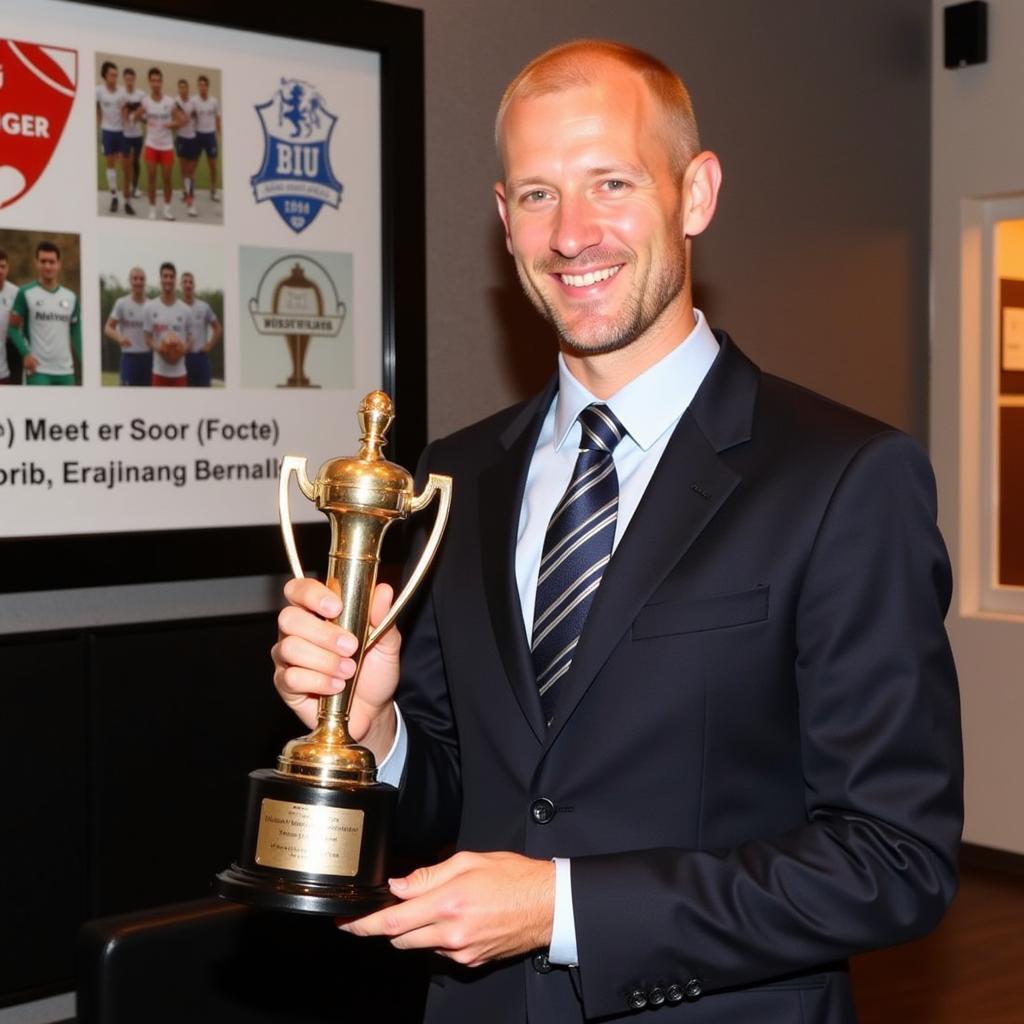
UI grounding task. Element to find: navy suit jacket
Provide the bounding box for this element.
[391,334,963,1023]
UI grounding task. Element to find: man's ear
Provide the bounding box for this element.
[681,151,722,238]
[495,182,514,254]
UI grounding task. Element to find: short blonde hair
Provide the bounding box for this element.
[495,39,701,177]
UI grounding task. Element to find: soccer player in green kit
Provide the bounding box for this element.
[8,241,82,386]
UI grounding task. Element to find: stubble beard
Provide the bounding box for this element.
[517,240,687,357]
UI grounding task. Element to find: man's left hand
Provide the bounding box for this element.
[340,851,555,967]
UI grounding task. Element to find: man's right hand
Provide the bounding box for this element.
[271,577,401,762]
[24,354,39,373]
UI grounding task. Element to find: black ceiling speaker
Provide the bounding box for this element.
[944,1,988,68]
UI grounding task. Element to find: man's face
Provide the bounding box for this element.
[104,67,118,89]
[149,72,162,97]
[36,251,60,287]
[160,268,176,296]
[181,274,194,300]
[178,81,189,100]
[124,71,136,92]
[129,269,145,296]
[496,65,689,357]
[0,259,7,287]
[198,80,209,98]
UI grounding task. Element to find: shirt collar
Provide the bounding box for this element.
[553,308,720,452]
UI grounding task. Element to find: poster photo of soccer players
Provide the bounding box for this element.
[98,234,224,388]
[0,229,82,387]
[94,54,223,225]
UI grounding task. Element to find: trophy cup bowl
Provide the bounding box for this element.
[214,391,452,914]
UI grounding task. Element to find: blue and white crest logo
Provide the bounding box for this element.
[250,78,344,233]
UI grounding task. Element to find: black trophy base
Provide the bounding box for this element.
[214,768,397,916]
[215,863,394,917]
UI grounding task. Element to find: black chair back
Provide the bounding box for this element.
[78,897,429,1023]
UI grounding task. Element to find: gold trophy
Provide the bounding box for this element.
[215,391,452,914]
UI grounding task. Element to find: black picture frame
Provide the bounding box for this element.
[1,0,426,593]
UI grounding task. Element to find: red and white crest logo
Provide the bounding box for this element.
[0,40,77,210]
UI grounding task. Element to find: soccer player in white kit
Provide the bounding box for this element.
[121,67,146,201]
[143,262,191,387]
[194,74,221,202]
[133,67,186,221]
[0,248,19,386]
[180,271,222,386]
[104,266,152,386]
[174,79,200,217]
[7,241,82,386]
[96,61,135,215]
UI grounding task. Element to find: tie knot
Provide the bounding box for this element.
[578,404,625,453]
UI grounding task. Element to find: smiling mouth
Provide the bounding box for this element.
[557,265,623,288]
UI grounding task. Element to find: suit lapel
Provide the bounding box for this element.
[543,334,759,747]
[478,379,557,743]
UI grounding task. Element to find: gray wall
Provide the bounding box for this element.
[929,0,1024,854]
[0,0,931,631]
[411,0,931,441]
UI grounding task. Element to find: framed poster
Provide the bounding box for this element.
[0,0,426,591]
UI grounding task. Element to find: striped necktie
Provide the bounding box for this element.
[532,403,625,720]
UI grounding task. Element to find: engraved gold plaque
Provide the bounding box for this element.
[255,799,364,876]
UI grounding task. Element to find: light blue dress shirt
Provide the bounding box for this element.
[379,310,720,966]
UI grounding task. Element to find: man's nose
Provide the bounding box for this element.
[549,195,600,258]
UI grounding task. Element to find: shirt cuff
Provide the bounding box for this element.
[375,703,407,787]
[548,857,579,966]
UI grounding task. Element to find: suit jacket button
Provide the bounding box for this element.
[685,978,703,1000]
[665,983,684,1004]
[530,798,556,824]
[648,986,666,1006]
[531,952,552,974]
[627,989,648,1010]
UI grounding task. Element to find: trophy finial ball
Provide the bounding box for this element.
[358,391,395,458]
[362,390,394,416]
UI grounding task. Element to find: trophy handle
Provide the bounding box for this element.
[365,472,452,650]
[279,455,316,580]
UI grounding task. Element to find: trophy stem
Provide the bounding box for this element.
[285,335,312,387]
[277,516,389,785]
[315,694,352,733]
[310,703,353,740]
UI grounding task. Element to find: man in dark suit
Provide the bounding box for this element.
[272,39,962,1023]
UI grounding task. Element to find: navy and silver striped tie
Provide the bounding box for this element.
[532,403,625,720]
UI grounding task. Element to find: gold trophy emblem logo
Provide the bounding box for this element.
[215,391,452,913]
[246,256,348,388]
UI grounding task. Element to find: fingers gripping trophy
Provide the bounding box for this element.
[215,391,452,914]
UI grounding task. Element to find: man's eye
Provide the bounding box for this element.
[522,190,549,203]
[603,179,628,192]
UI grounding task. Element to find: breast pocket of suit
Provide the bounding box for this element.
[631,584,770,640]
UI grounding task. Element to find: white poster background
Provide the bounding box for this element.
[0,0,382,537]
[1003,306,1024,373]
